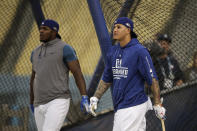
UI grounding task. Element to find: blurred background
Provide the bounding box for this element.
[0,0,197,131]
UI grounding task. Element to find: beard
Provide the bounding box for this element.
[40,35,52,43]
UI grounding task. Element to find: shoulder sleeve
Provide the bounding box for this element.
[63,45,78,63]
[171,56,184,81]
[30,51,34,63]
[137,48,158,86]
[102,52,113,83]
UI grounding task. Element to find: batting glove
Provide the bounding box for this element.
[89,96,99,117]
[80,95,90,113]
[30,104,34,113]
[153,104,166,120]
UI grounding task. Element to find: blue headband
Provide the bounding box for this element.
[114,17,134,31]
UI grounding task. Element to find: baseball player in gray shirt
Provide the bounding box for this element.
[30,19,89,131]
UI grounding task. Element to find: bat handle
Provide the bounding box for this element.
[160,119,165,131]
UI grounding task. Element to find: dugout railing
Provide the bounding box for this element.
[62,80,197,131]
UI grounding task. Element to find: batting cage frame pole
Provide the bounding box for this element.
[86,0,112,63]
[86,0,112,97]
[29,0,45,28]
[87,0,135,97]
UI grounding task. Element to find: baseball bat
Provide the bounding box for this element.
[160,119,165,131]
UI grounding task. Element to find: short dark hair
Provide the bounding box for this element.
[130,31,137,38]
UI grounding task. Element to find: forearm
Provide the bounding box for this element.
[30,84,34,104]
[73,71,87,95]
[150,78,161,105]
[94,80,111,99]
[30,71,35,104]
[68,60,87,96]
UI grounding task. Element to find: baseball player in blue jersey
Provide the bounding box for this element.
[89,17,166,131]
[30,19,90,131]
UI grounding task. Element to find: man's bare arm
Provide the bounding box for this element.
[68,60,87,95]
[94,80,112,99]
[150,78,161,105]
[30,70,35,105]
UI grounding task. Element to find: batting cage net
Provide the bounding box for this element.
[0,0,197,131]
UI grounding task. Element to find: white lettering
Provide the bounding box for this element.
[113,58,128,79]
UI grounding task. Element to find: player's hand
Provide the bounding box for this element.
[153,104,166,120]
[80,95,90,113]
[89,97,99,117]
[30,104,34,113]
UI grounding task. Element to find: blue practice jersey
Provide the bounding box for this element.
[102,38,158,112]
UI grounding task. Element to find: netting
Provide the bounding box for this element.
[62,82,197,131]
[0,0,197,130]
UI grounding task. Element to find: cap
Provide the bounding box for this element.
[157,33,171,43]
[114,17,137,38]
[41,19,61,39]
[114,17,134,31]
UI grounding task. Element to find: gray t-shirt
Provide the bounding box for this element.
[31,38,77,106]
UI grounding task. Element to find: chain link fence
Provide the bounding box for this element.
[0,0,196,130]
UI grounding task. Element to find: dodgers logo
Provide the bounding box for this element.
[112,59,128,79]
